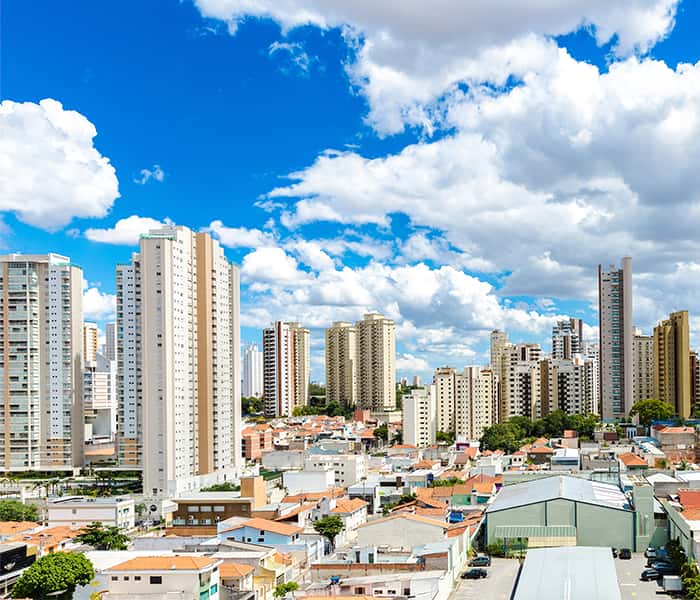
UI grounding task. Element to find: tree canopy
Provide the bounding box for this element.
[629,398,675,427]
[374,423,389,442]
[313,515,345,549]
[0,499,38,522]
[75,522,130,550]
[274,582,299,598]
[11,552,94,599]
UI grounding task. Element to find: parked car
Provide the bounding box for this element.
[461,569,488,580]
[645,547,657,559]
[469,556,492,567]
[611,548,618,558]
[619,548,632,560]
[640,568,661,581]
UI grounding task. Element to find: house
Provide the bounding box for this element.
[0,521,40,541]
[47,496,135,530]
[304,452,368,487]
[302,571,453,600]
[102,555,221,599]
[218,518,302,546]
[283,470,336,495]
[219,562,255,600]
[617,452,649,471]
[330,499,368,537]
[525,445,554,465]
[8,526,83,556]
[550,448,580,471]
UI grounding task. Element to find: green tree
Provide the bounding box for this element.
[75,522,130,550]
[374,423,389,442]
[480,423,520,453]
[435,431,455,444]
[508,416,534,439]
[430,476,464,487]
[201,482,241,492]
[11,552,94,599]
[134,502,147,518]
[0,499,38,522]
[242,396,263,414]
[274,582,299,598]
[313,515,345,550]
[308,382,326,397]
[629,398,674,427]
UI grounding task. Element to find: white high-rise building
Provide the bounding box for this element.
[632,328,654,405]
[505,344,542,419]
[242,343,263,398]
[325,321,357,406]
[0,254,84,471]
[584,342,601,415]
[598,257,633,420]
[356,313,396,411]
[552,318,583,360]
[116,226,241,496]
[104,322,117,362]
[84,322,99,364]
[434,367,457,433]
[540,357,596,416]
[402,385,437,447]
[84,353,117,442]
[262,321,310,417]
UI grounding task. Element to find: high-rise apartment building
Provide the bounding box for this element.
[504,344,542,419]
[83,322,99,364]
[490,330,509,421]
[632,328,654,404]
[0,254,84,471]
[116,226,241,496]
[584,342,601,415]
[325,321,357,406]
[262,321,310,417]
[434,367,457,433]
[552,318,583,360]
[356,313,396,411]
[540,357,596,416]
[402,384,437,447]
[104,322,117,362]
[84,353,117,443]
[653,310,691,418]
[598,257,633,420]
[242,343,263,398]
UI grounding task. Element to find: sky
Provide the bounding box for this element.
[4,0,700,382]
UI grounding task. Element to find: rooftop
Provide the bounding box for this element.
[108,556,219,572]
[220,517,302,537]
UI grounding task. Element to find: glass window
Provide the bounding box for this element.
[150,576,163,584]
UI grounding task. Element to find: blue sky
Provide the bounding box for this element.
[4,0,700,380]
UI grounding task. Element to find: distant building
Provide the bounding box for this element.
[598,257,633,420]
[48,496,135,530]
[104,322,117,361]
[326,321,358,407]
[490,329,509,421]
[242,343,263,398]
[262,321,310,417]
[402,385,437,447]
[356,313,396,411]
[552,318,583,360]
[540,357,596,416]
[654,310,691,418]
[83,322,99,364]
[632,328,654,405]
[412,375,422,387]
[84,353,117,442]
[505,344,542,419]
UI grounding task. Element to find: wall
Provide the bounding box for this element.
[356,519,445,549]
[261,451,305,471]
[283,470,335,495]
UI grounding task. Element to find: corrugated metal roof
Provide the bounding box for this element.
[493,525,576,538]
[486,475,629,513]
[513,546,621,600]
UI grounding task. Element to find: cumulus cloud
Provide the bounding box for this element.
[241,246,309,284]
[194,0,678,133]
[396,353,430,375]
[83,286,116,321]
[134,164,165,185]
[85,215,172,245]
[0,99,119,228]
[268,41,314,75]
[206,219,275,248]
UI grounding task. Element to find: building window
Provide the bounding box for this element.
[150,576,162,584]
[111,577,118,581]
[135,576,141,581]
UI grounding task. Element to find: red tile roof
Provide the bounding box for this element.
[618,452,648,467]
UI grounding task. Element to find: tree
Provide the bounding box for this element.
[629,398,674,427]
[313,515,345,550]
[242,396,263,414]
[201,482,240,492]
[435,431,455,444]
[430,476,464,487]
[274,582,299,598]
[11,552,94,599]
[75,522,130,550]
[134,502,147,518]
[0,499,38,522]
[374,424,389,442]
[480,423,520,454]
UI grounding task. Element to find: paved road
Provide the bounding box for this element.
[615,553,673,600]
[450,558,520,600]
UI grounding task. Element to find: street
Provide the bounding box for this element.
[450,558,520,600]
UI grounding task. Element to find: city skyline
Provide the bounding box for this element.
[6,1,700,382]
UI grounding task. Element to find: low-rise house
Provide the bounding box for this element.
[304,570,454,600]
[550,448,580,471]
[330,499,368,538]
[618,452,649,471]
[8,525,83,556]
[219,562,255,600]
[0,521,40,541]
[304,452,368,487]
[102,555,221,599]
[47,496,135,530]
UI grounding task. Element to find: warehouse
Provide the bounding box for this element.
[513,546,621,600]
[485,475,651,550]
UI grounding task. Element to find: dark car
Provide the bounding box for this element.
[611,548,618,558]
[469,556,492,567]
[645,547,657,559]
[619,548,632,559]
[650,561,677,574]
[640,568,661,581]
[461,569,488,580]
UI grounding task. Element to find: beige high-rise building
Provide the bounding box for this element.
[434,367,457,433]
[262,321,310,417]
[83,323,99,364]
[490,330,510,422]
[552,318,583,360]
[505,344,542,419]
[402,384,437,447]
[0,254,84,471]
[356,313,396,411]
[539,357,596,416]
[653,310,691,418]
[598,257,634,420]
[325,321,357,406]
[116,226,241,496]
[632,328,654,404]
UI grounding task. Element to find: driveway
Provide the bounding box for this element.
[615,552,674,600]
[451,558,520,600]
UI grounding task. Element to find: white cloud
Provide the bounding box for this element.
[83,287,116,321]
[134,164,165,185]
[85,215,171,245]
[268,41,313,74]
[206,219,275,248]
[194,0,678,133]
[241,246,309,284]
[396,353,430,374]
[0,99,119,229]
